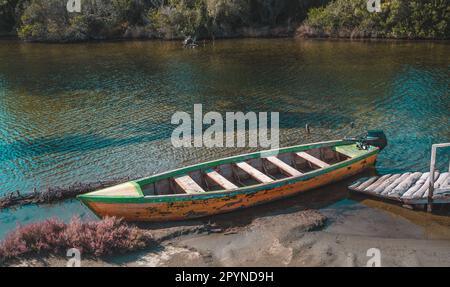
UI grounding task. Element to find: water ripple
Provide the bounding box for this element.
[0,39,448,196]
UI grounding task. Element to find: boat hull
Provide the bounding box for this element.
[81,154,377,221]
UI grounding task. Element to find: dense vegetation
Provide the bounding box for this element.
[0,0,19,35]
[298,0,449,39]
[0,0,448,41]
[0,0,328,41]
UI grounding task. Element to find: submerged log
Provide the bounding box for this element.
[0,177,137,210]
[183,36,198,48]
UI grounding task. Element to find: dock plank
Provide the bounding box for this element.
[412,171,440,199]
[434,173,450,195]
[401,172,430,199]
[373,174,402,194]
[423,172,449,198]
[389,172,423,198]
[235,162,274,184]
[364,174,392,193]
[435,181,450,195]
[349,177,370,189]
[380,173,412,196]
[356,177,379,191]
[295,152,330,169]
[265,156,303,177]
[435,173,450,191]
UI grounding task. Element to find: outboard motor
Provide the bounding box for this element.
[345,130,388,151]
[364,130,388,150]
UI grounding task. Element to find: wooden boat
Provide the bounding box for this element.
[78,133,386,222]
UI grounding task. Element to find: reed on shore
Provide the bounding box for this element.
[0,217,155,265]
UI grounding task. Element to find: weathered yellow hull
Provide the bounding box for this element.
[83,154,377,221]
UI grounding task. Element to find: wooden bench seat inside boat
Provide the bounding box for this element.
[265,156,303,177]
[235,162,274,184]
[173,175,205,194]
[295,152,330,168]
[205,169,238,190]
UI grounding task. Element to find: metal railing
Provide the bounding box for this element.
[427,143,450,212]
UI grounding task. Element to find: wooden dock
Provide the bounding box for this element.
[349,143,450,210]
[349,171,450,205]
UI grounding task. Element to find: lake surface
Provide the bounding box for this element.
[0,39,449,237]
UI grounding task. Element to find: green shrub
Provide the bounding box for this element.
[300,0,449,39]
[17,0,151,41]
[206,0,249,37]
[248,0,329,26]
[18,0,72,41]
[149,0,208,39]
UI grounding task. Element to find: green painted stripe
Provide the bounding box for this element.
[135,140,358,187]
[131,181,144,196]
[77,181,143,200]
[79,147,378,205]
[80,140,353,201]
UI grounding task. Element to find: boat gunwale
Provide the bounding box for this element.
[136,139,355,186]
[78,141,379,204]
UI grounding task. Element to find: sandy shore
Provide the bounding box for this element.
[119,200,450,267]
[10,178,450,267]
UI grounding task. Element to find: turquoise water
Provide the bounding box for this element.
[0,39,448,238]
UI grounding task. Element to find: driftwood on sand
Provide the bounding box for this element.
[0,177,134,210]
